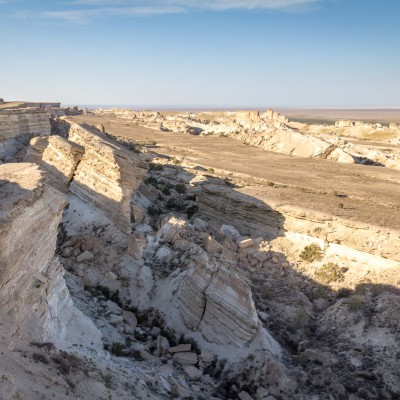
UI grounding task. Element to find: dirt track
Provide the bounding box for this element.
[70,114,400,230]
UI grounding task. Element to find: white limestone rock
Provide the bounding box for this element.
[178,247,259,345]
[24,135,84,192]
[68,121,147,233]
[0,163,101,349]
[173,352,198,366]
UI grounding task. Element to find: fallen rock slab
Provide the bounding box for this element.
[173,352,198,366]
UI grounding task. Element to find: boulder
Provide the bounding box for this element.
[76,250,94,262]
[106,300,122,315]
[178,248,259,345]
[123,310,137,330]
[183,366,202,380]
[239,392,254,400]
[169,344,192,353]
[156,335,170,355]
[173,352,198,366]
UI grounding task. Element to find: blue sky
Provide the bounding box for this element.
[0,0,399,107]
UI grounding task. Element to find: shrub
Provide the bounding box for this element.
[175,182,187,194]
[347,296,363,312]
[315,263,348,284]
[162,186,171,196]
[207,167,215,173]
[300,244,323,262]
[336,287,352,298]
[170,158,181,165]
[147,205,160,216]
[110,342,125,357]
[186,205,198,219]
[149,162,163,171]
[51,351,81,375]
[293,307,309,329]
[266,181,275,187]
[144,176,158,186]
[33,353,49,364]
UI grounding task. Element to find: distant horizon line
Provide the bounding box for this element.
[63,104,400,111]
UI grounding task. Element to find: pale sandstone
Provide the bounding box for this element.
[173,352,198,366]
[177,246,259,345]
[0,108,51,160]
[0,163,100,348]
[67,121,147,233]
[24,135,84,192]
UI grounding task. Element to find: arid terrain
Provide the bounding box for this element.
[1,100,400,400]
[276,108,400,125]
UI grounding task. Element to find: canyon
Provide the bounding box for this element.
[1,100,400,400]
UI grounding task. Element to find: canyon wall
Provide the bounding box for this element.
[0,163,101,348]
[198,183,400,265]
[0,108,51,161]
[67,121,148,233]
[24,135,85,193]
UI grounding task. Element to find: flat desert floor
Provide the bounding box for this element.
[71,114,400,230]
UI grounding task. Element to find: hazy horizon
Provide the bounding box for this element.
[1,0,399,107]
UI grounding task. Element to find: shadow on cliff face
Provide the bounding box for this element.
[135,153,400,399]
[44,120,400,399]
[0,169,64,342]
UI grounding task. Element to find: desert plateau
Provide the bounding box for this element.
[1,0,400,399]
[0,99,400,400]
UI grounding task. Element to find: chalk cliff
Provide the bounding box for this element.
[0,108,51,161]
[24,135,84,193]
[67,122,148,233]
[0,163,101,348]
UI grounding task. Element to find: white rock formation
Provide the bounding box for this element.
[67,121,148,233]
[0,163,101,348]
[0,108,51,160]
[177,245,259,345]
[24,135,85,192]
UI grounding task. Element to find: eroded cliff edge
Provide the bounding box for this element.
[1,104,400,399]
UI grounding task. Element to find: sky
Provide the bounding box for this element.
[0,0,399,107]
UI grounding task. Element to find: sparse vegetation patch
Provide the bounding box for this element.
[300,244,323,263]
[314,263,348,284]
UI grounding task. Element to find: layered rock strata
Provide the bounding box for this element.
[0,108,51,160]
[198,184,284,239]
[198,184,400,263]
[95,108,353,162]
[67,122,148,233]
[24,135,84,192]
[0,163,100,347]
[157,217,260,345]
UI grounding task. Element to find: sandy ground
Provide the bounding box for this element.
[70,114,400,230]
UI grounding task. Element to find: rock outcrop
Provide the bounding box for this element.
[155,216,260,345]
[199,184,284,239]
[0,163,100,348]
[24,135,85,192]
[0,108,51,161]
[197,264,259,344]
[67,122,148,233]
[96,108,352,162]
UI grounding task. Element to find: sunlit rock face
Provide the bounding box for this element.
[43,257,102,349]
[24,135,85,193]
[67,122,148,233]
[0,163,101,348]
[177,246,259,346]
